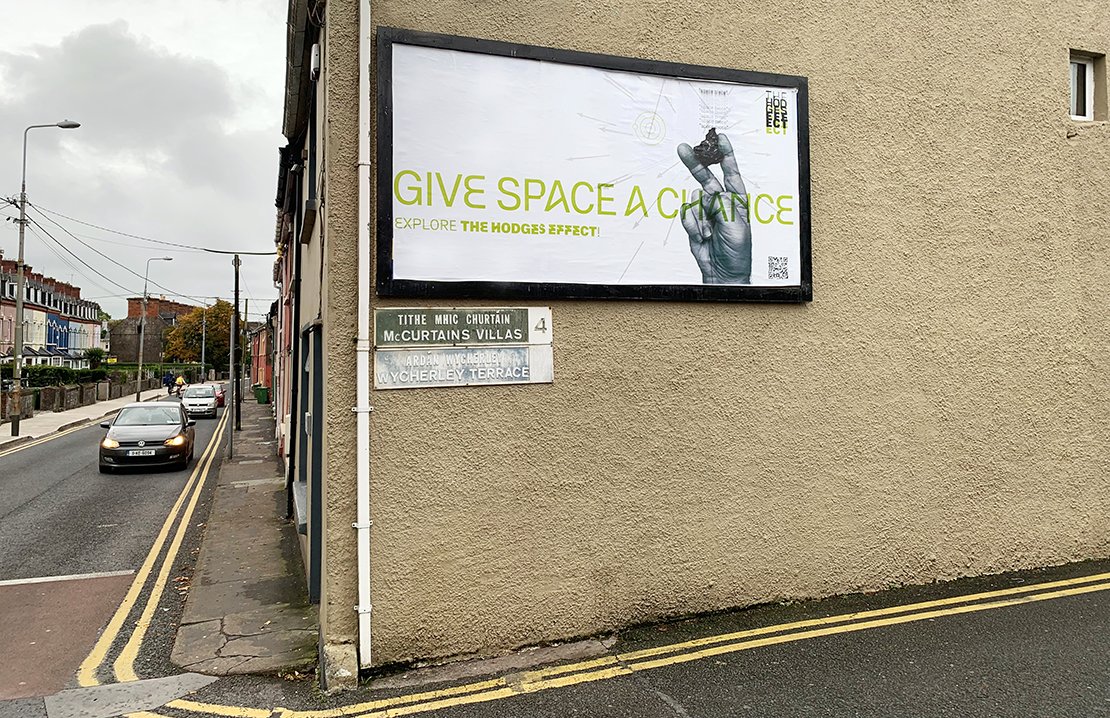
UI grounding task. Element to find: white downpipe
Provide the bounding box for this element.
[354,0,374,667]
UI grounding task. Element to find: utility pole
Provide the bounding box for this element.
[243,298,250,386]
[233,255,241,432]
[136,257,173,401]
[10,120,80,436]
[201,301,207,381]
[227,309,235,459]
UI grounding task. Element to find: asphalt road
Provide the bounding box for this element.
[434,584,1110,718]
[0,397,226,703]
[174,561,1110,718]
[0,402,224,580]
[345,562,1110,718]
[2,398,1108,718]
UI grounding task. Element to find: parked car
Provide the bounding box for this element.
[182,384,219,418]
[99,402,195,473]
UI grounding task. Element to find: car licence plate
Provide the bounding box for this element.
[128,449,157,457]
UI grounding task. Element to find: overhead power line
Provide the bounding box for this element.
[24,225,123,299]
[58,227,205,254]
[22,220,139,296]
[26,206,208,305]
[27,202,277,256]
[7,202,277,315]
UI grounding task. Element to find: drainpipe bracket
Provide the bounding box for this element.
[355,605,373,615]
[352,521,373,530]
[351,406,374,413]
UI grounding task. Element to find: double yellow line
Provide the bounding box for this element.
[0,422,90,458]
[147,567,1110,718]
[78,409,230,686]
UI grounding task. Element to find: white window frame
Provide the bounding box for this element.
[1070,55,1095,121]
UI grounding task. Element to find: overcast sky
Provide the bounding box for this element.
[0,1,285,320]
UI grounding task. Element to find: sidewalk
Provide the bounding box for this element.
[171,398,317,675]
[0,387,169,452]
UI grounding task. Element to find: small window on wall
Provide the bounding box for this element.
[1071,54,1094,120]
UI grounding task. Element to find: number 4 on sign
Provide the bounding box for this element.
[526,308,553,344]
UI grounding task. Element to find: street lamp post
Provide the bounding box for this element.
[135,257,173,401]
[10,120,80,437]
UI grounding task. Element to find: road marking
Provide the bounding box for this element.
[164,571,1110,718]
[0,570,134,588]
[167,700,274,717]
[76,409,229,687]
[0,422,91,458]
[253,679,512,718]
[284,578,1110,718]
[127,567,1110,718]
[113,410,228,682]
[546,567,1110,670]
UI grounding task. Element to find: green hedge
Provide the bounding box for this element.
[2,361,203,387]
[0,364,110,386]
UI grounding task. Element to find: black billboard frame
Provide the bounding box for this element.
[375,26,812,303]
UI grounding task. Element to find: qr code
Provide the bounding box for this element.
[768,256,789,280]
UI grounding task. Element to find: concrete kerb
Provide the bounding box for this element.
[0,434,34,451]
[57,408,120,433]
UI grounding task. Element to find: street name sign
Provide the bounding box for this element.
[374,345,553,390]
[374,307,552,347]
[373,307,554,390]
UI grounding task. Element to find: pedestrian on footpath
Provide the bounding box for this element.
[163,371,174,395]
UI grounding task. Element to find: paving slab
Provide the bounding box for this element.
[177,576,304,623]
[173,621,226,666]
[0,697,45,718]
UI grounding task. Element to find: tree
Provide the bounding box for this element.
[85,347,106,369]
[163,300,235,370]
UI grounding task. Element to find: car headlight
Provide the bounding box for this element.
[101,437,120,449]
[165,435,187,447]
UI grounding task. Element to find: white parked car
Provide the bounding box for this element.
[181,385,218,419]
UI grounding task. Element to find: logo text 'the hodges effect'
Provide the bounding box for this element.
[766,91,788,135]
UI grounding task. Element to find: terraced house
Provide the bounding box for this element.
[0,256,104,368]
[270,0,1109,688]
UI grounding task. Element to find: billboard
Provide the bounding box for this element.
[377,28,811,302]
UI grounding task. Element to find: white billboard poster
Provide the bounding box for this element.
[377,29,811,302]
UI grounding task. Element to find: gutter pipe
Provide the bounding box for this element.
[354,0,374,667]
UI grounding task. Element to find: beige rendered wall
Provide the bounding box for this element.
[321,0,1110,665]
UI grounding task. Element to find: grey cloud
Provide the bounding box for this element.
[0,22,233,146]
[0,21,281,319]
